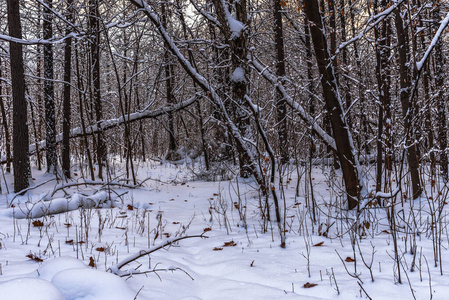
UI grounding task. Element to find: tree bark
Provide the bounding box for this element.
[304,0,361,209]
[394,7,422,199]
[0,57,11,173]
[433,2,448,181]
[161,2,179,161]
[44,0,57,174]
[273,0,289,165]
[90,0,106,180]
[7,0,32,192]
[62,0,74,179]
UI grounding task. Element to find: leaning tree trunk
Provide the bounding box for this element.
[304,0,361,209]
[7,0,31,192]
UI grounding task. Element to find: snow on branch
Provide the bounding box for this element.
[0,95,198,164]
[108,234,208,275]
[416,12,449,72]
[249,56,337,151]
[0,32,80,45]
[335,0,406,58]
[4,191,110,219]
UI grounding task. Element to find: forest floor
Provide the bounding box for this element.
[0,159,448,299]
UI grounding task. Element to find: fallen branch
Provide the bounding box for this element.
[108,234,208,275]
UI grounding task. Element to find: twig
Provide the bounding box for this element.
[357,281,372,300]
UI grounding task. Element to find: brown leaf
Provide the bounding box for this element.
[345,256,355,262]
[313,241,324,247]
[223,241,237,247]
[203,227,212,232]
[213,247,223,251]
[303,282,318,288]
[364,221,370,229]
[250,260,255,267]
[65,239,74,245]
[88,256,95,267]
[32,220,44,227]
[96,247,105,252]
[127,204,134,210]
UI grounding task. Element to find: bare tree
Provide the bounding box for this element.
[304,0,361,209]
[7,0,31,192]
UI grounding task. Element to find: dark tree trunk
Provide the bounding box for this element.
[304,0,361,209]
[44,0,57,174]
[394,7,422,199]
[273,0,289,165]
[433,2,448,181]
[90,0,106,180]
[161,2,179,161]
[62,0,74,179]
[212,0,253,178]
[7,0,31,192]
[375,0,392,194]
[0,57,11,173]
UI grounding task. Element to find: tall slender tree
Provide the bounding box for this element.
[7,0,31,192]
[62,0,74,179]
[273,0,289,165]
[394,5,422,199]
[44,0,57,174]
[90,0,106,180]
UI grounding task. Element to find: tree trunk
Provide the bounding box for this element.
[273,0,289,165]
[90,0,106,180]
[394,7,422,199]
[44,0,57,174]
[212,0,253,178]
[62,0,74,179]
[161,2,179,161]
[304,0,361,209]
[0,57,11,173]
[433,2,448,181]
[7,0,31,192]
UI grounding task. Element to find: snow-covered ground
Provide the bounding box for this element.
[0,160,448,299]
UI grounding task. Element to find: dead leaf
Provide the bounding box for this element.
[223,241,237,247]
[345,257,355,262]
[32,220,44,227]
[88,256,95,267]
[303,282,318,288]
[313,241,324,247]
[213,247,223,251]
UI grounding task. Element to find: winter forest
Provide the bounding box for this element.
[1,0,449,299]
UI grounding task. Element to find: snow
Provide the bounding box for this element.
[0,278,65,300]
[230,67,245,83]
[2,162,449,299]
[52,268,139,300]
